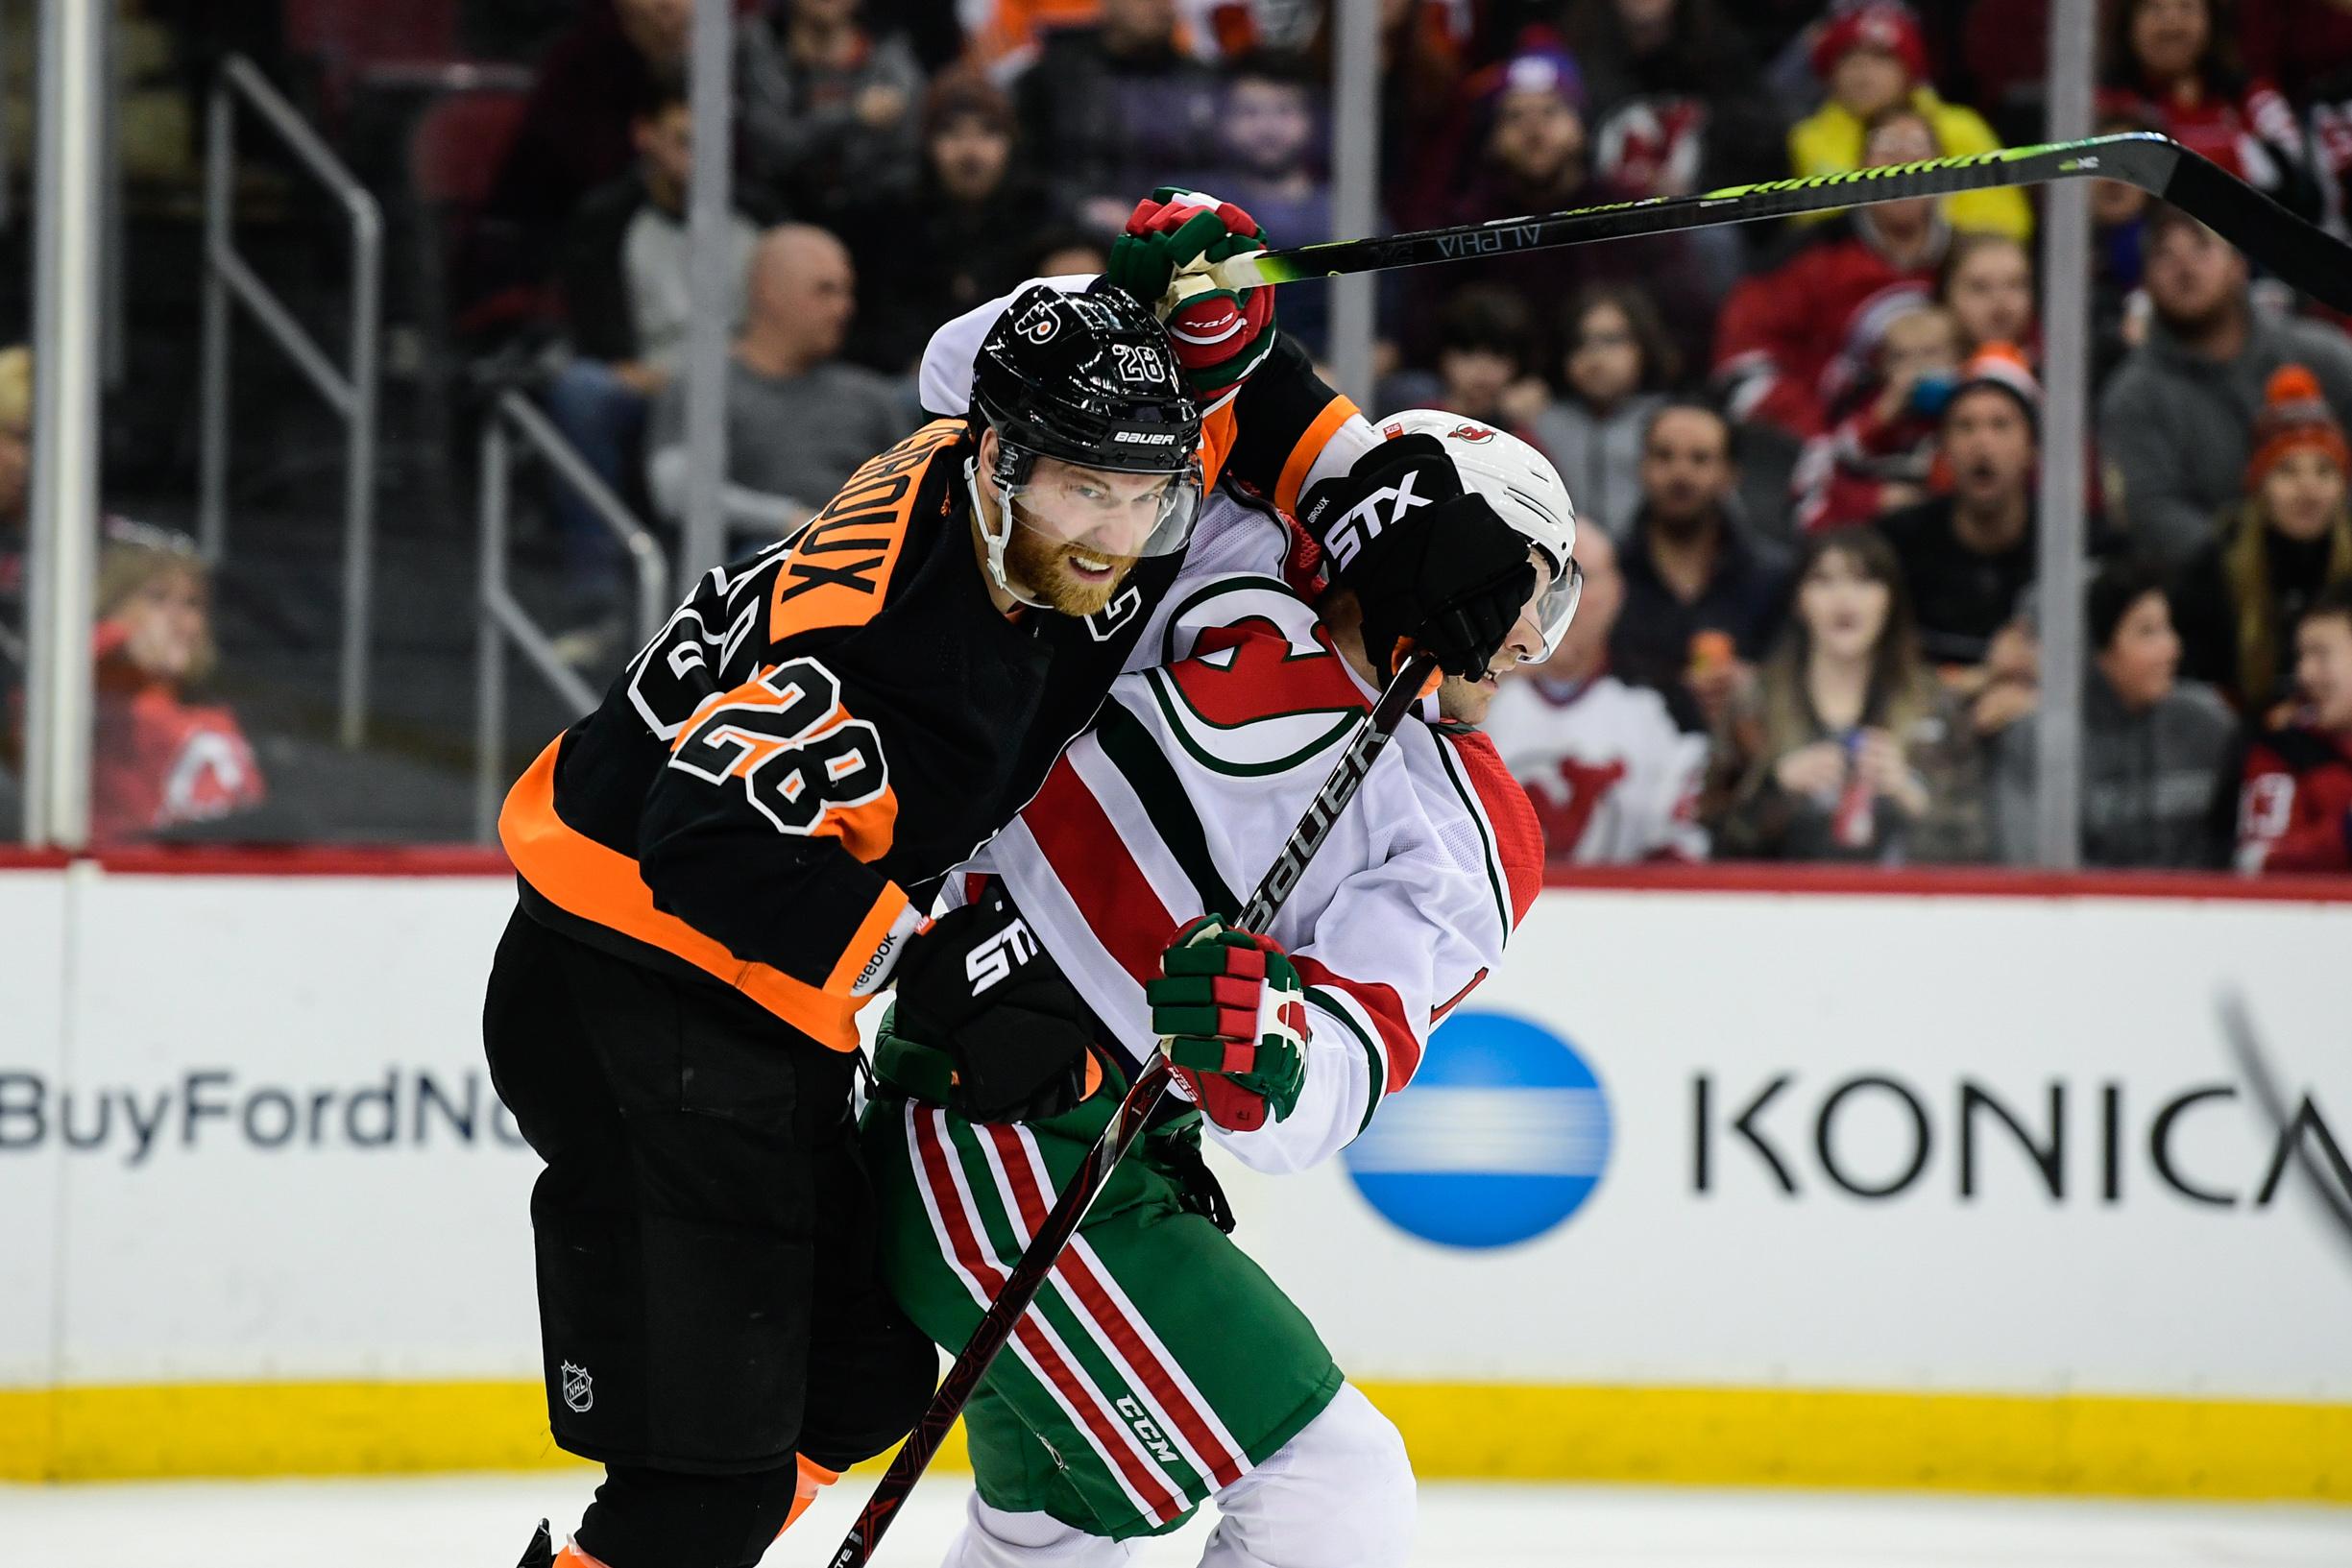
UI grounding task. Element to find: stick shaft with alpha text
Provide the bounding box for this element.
[1207,133,2352,315]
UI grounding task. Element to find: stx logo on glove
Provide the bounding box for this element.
[964,918,1041,996]
[1320,469,1434,571]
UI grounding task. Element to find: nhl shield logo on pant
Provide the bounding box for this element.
[560,1361,594,1413]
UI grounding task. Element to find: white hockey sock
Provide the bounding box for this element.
[1196,1383,1415,1568]
[938,1492,1141,1568]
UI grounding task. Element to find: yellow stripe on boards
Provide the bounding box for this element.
[0,1381,2343,1503]
[1370,1384,2352,1503]
[0,1380,974,1484]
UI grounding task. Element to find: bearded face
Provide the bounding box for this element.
[1003,520,1142,616]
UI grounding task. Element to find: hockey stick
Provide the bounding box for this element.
[826,650,1442,1567]
[1205,132,2352,315]
[2216,988,2352,1266]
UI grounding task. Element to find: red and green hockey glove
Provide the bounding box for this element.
[1146,917,1308,1133]
[1105,187,1277,397]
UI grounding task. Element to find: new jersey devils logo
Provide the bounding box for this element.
[1447,423,1498,443]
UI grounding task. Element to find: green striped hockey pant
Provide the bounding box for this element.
[860,1087,1344,1540]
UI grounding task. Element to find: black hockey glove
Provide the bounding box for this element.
[1298,433,1538,680]
[889,886,1095,1124]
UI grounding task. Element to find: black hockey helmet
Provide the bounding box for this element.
[969,280,1202,477]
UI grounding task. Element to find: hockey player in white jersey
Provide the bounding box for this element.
[1483,525,1711,864]
[858,412,1576,1567]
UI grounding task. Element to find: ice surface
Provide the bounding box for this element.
[4,1474,2348,1567]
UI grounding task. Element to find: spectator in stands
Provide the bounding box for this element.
[2101,0,2318,218]
[1564,0,1783,200]
[1991,559,2238,867]
[2091,105,2161,382]
[1713,107,1952,440]
[1487,526,1711,864]
[838,70,1059,374]
[1014,0,1224,231]
[1792,302,1963,534]
[2173,366,2352,715]
[1789,2,2033,242]
[1561,0,1784,287]
[646,225,906,547]
[482,0,691,285]
[739,0,926,220]
[548,86,757,624]
[2097,205,2352,567]
[1704,527,1986,863]
[1025,227,1110,279]
[1937,231,2038,360]
[1532,283,1678,541]
[2238,0,2352,104]
[1960,0,2058,138]
[1344,0,1478,229]
[1387,285,1550,436]
[966,0,1160,80]
[2234,581,2352,872]
[0,346,27,680]
[1612,401,1792,731]
[1426,33,1715,374]
[1208,54,1343,356]
[87,524,265,845]
[1879,343,2046,736]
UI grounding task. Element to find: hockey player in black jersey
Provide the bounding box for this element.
[488,192,1540,1568]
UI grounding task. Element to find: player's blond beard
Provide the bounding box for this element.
[1005,525,1140,617]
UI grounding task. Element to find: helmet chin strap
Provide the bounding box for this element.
[966,457,1052,611]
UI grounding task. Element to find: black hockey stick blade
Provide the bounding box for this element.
[2217,987,2352,1267]
[1215,133,2352,316]
[826,651,1441,1567]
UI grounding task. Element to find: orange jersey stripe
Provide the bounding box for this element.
[1197,401,1241,493]
[1275,395,1362,519]
[769,420,965,644]
[499,738,904,1050]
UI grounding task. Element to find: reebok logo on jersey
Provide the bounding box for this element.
[965,919,1040,996]
[1321,469,1434,570]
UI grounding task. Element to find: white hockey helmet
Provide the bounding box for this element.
[1372,409,1582,660]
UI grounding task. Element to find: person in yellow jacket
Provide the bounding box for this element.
[1789,3,2033,243]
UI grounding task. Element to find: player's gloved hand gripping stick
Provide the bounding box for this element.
[825,649,1441,1567]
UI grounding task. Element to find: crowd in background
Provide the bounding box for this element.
[3,0,2351,874]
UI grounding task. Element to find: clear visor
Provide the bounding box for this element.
[999,453,1205,562]
[1520,552,1585,663]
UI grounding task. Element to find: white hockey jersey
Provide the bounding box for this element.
[951,497,1542,1175]
[1482,672,1709,865]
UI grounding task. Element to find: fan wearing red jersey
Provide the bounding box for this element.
[859,413,1572,1568]
[2237,583,2352,873]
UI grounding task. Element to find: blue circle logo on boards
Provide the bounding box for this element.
[1341,1011,1612,1249]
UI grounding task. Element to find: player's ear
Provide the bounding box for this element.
[977,424,997,470]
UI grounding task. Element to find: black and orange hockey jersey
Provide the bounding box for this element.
[499,337,1362,1050]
